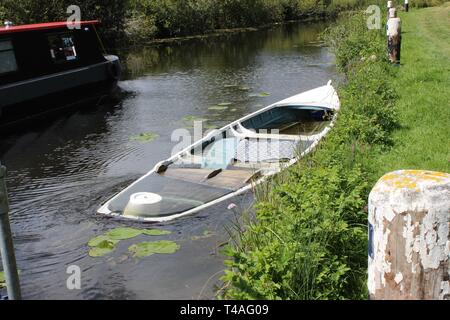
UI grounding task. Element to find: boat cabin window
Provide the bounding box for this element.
[47,33,78,63]
[0,40,18,75]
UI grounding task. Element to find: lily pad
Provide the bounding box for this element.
[88,228,173,258]
[128,240,180,258]
[0,270,23,289]
[88,235,119,247]
[106,227,143,240]
[130,132,159,143]
[183,115,207,122]
[89,245,116,257]
[89,240,117,257]
[191,230,215,241]
[208,105,229,111]
[142,229,172,236]
[249,92,270,98]
[204,124,218,130]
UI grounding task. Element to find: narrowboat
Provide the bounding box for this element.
[0,20,121,128]
[98,81,340,222]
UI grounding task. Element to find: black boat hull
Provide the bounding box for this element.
[0,56,121,130]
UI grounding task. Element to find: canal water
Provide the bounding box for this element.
[0,21,337,299]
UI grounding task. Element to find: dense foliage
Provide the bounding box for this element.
[221,12,400,299]
[1,0,445,45]
[126,0,367,41]
[0,0,129,44]
[1,1,369,45]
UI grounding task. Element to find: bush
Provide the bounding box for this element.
[322,12,386,74]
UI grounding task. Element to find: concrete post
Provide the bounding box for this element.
[0,163,21,300]
[387,8,402,64]
[368,170,450,300]
[387,1,394,20]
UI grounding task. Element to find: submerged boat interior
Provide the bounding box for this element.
[102,105,334,219]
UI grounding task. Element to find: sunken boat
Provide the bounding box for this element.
[98,82,340,222]
[0,20,121,128]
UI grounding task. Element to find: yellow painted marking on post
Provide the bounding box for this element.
[379,170,450,190]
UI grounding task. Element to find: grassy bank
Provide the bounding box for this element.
[221,3,449,300]
[374,3,450,174]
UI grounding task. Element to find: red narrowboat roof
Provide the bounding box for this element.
[0,20,99,35]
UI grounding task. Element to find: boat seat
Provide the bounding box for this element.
[231,123,321,141]
[235,138,304,163]
[160,167,261,190]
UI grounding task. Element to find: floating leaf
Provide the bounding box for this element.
[208,105,229,111]
[89,246,115,257]
[204,124,218,130]
[106,227,143,240]
[142,229,172,236]
[87,227,173,258]
[249,92,270,98]
[230,108,237,112]
[182,115,207,123]
[130,132,159,143]
[191,230,215,241]
[88,235,118,247]
[238,86,251,91]
[0,270,21,288]
[128,241,180,258]
[89,240,117,257]
[224,84,238,88]
[218,102,233,106]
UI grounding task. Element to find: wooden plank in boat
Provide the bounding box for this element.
[207,169,261,190]
[160,168,258,190]
[161,168,215,184]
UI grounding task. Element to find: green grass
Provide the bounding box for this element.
[375,4,450,174]
[221,3,449,300]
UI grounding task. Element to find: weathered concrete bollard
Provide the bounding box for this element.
[368,170,450,300]
[387,1,394,20]
[387,8,402,64]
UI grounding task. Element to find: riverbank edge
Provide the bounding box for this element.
[220,3,448,300]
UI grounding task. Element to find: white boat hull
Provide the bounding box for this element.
[98,81,340,222]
